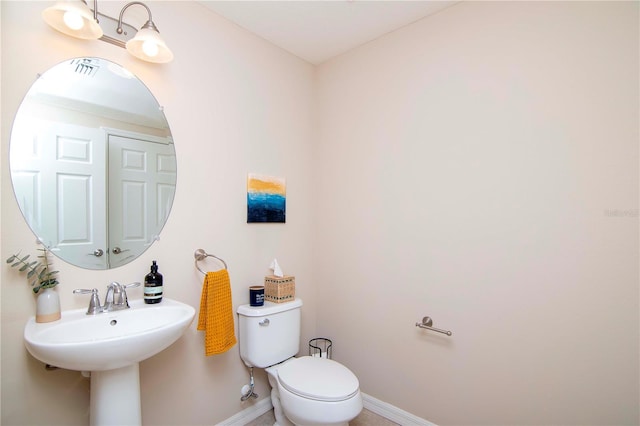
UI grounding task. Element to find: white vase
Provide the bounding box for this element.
[36,287,61,323]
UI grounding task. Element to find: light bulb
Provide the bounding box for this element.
[63,10,84,30]
[142,40,159,57]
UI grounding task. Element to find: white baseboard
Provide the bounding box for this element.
[217,391,434,426]
[361,392,436,426]
[217,397,273,426]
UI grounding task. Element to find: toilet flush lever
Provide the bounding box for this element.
[259,318,270,326]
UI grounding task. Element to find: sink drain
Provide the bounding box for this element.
[110,319,117,326]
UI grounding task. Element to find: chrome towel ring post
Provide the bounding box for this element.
[194,249,228,274]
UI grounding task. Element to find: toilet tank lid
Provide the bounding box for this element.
[237,298,302,316]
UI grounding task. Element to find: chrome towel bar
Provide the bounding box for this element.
[416,316,452,336]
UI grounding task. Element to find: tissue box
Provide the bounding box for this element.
[264,275,295,303]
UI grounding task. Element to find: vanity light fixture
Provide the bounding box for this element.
[42,0,173,64]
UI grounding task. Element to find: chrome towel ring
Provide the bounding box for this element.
[194,249,227,274]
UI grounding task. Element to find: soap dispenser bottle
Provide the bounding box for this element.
[144,260,163,304]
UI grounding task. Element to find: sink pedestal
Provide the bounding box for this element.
[90,363,141,426]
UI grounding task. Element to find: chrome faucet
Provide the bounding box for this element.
[103,282,124,311]
[74,282,141,315]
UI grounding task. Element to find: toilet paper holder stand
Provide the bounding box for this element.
[415,316,453,336]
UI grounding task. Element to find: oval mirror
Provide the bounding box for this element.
[10,57,176,270]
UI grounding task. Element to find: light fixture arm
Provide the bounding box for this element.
[117,2,158,35]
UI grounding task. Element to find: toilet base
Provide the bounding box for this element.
[269,382,349,426]
[268,374,293,426]
[277,382,360,426]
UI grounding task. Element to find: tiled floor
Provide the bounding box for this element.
[244,408,399,426]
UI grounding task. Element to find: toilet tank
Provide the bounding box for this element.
[237,298,303,368]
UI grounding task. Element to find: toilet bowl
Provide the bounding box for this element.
[266,356,363,426]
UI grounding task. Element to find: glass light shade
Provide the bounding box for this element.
[42,0,103,40]
[126,28,173,64]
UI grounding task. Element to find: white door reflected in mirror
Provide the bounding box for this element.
[108,134,176,269]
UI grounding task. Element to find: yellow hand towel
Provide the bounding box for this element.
[197,270,237,356]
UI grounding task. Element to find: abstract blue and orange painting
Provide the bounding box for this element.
[247,174,286,223]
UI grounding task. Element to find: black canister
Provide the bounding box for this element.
[249,286,264,306]
[144,260,163,304]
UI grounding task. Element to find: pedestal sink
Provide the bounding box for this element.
[24,298,195,425]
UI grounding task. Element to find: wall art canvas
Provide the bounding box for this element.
[247,173,286,223]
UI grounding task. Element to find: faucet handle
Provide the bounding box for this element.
[116,282,141,309]
[73,288,102,315]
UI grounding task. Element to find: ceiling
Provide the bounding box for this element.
[198,1,458,64]
[31,58,168,129]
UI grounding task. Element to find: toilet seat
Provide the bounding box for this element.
[277,356,359,402]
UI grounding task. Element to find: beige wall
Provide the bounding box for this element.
[1,1,316,425]
[314,1,639,425]
[2,1,638,426]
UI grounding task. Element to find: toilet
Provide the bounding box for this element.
[237,299,363,426]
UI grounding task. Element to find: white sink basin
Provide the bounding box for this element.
[24,298,195,371]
